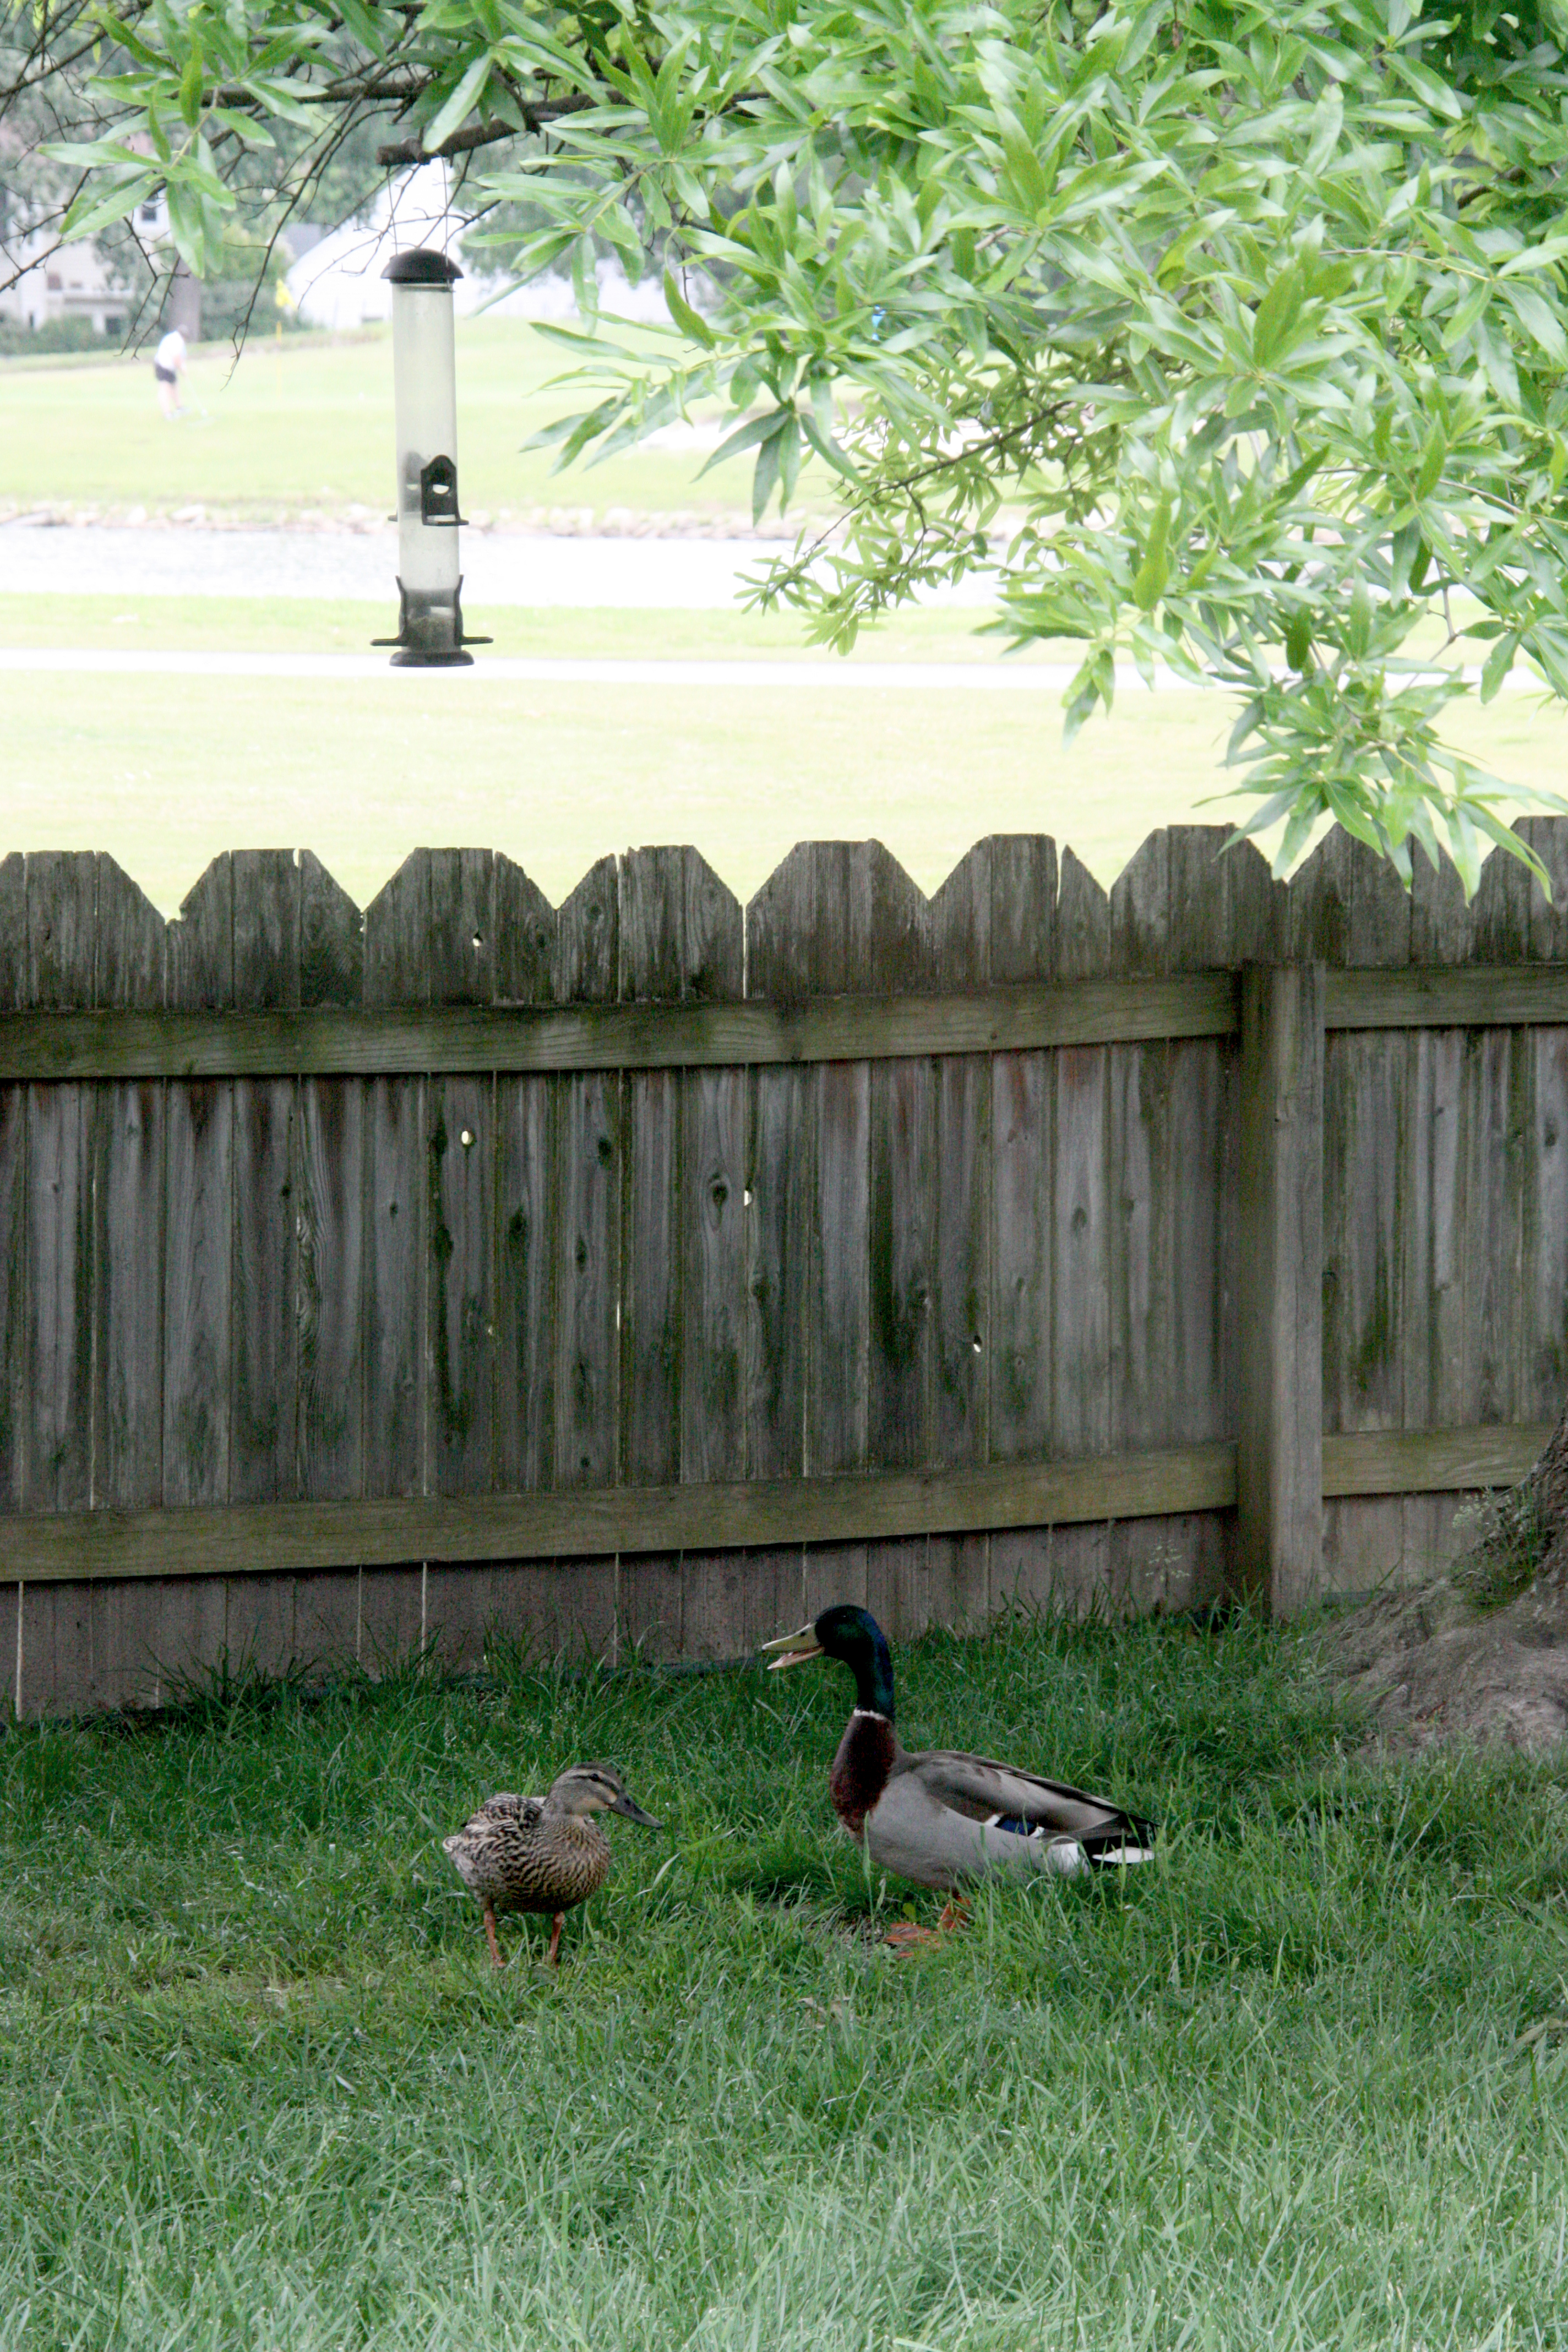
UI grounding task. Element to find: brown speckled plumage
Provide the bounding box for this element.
[442,1763,661,1968]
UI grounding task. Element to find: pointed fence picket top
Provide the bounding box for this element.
[2,823,1568,1712]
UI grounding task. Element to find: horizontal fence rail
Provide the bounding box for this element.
[0,1425,1546,1587]
[6,821,1568,1714]
[0,976,1238,1082]
[6,966,1568,1084]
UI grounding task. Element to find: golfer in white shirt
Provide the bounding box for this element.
[154,326,187,420]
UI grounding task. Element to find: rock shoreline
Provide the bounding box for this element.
[0,499,814,541]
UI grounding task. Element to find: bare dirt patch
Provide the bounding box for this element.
[1310,1576,1568,1754]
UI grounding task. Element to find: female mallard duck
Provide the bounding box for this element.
[761,1605,1155,1940]
[443,1763,661,1968]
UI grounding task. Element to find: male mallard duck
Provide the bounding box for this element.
[760,1605,1155,1940]
[443,1763,661,1968]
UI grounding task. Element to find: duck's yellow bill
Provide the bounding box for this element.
[759,1621,823,1672]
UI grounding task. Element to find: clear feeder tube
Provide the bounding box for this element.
[381,248,472,666]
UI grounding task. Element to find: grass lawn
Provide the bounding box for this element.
[0,594,1047,663]
[6,590,1567,915]
[4,1615,1567,2349]
[8,596,1568,913]
[0,628,1252,916]
[0,322,824,526]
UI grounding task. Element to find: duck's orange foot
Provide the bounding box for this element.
[882,1920,944,1952]
[882,1898,969,1952]
[545,1912,565,1968]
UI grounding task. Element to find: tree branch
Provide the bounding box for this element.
[374,97,593,167]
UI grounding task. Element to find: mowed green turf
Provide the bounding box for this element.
[3,1615,1567,2351]
[0,650,1251,916]
[0,592,1050,662]
[8,619,1568,913]
[0,320,823,524]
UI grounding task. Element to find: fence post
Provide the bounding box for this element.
[1237,963,1325,1616]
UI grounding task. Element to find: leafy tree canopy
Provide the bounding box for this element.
[19,0,1568,888]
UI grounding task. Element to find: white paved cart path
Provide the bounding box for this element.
[0,646,1192,688]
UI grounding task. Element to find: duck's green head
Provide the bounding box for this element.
[759,1604,896,1719]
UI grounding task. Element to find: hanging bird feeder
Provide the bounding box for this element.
[374,248,487,666]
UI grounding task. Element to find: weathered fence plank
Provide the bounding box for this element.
[555,859,621,1510]
[858,845,935,1639]
[620,850,683,1493]
[224,854,303,1677]
[1321,1029,1407,1594]
[671,853,749,1654]
[162,862,235,1522]
[1400,1023,1471,1581]
[741,850,814,1648]
[1106,831,1199,1613]
[1527,1029,1568,1418]
[0,1074,23,1526]
[0,856,24,1538]
[361,858,428,1663]
[19,855,96,1711]
[989,840,1061,1615]
[1044,847,1118,1616]
[294,856,366,1673]
[297,1078,366,1502]
[923,843,994,1631]
[89,860,166,1704]
[428,1080,494,1496]
[230,856,300,1510]
[557,1070,621,1491]
[423,853,504,1667]
[497,1071,556,1496]
[1238,963,1325,1614]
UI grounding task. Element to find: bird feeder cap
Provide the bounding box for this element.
[383,248,463,286]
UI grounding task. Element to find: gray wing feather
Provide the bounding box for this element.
[912,1750,1141,1839]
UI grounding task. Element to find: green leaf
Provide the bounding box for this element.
[1251,269,1302,368]
[1415,421,1446,503]
[1131,499,1172,612]
[1393,55,1467,120]
[798,410,858,483]
[423,54,492,155]
[699,409,791,480]
[1503,282,1568,366]
[1442,282,1493,350]
[1480,633,1519,704]
[662,271,714,349]
[752,426,783,524]
[1285,611,1313,673]
[994,107,1050,216]
[178,48,205,129]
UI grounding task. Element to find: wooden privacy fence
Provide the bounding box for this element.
[3,821,1568,1717]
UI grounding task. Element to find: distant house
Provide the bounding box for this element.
[0,188,165,337]
[0,221,133,335]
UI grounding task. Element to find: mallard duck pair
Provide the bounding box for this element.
[444,1604,1154,1966]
